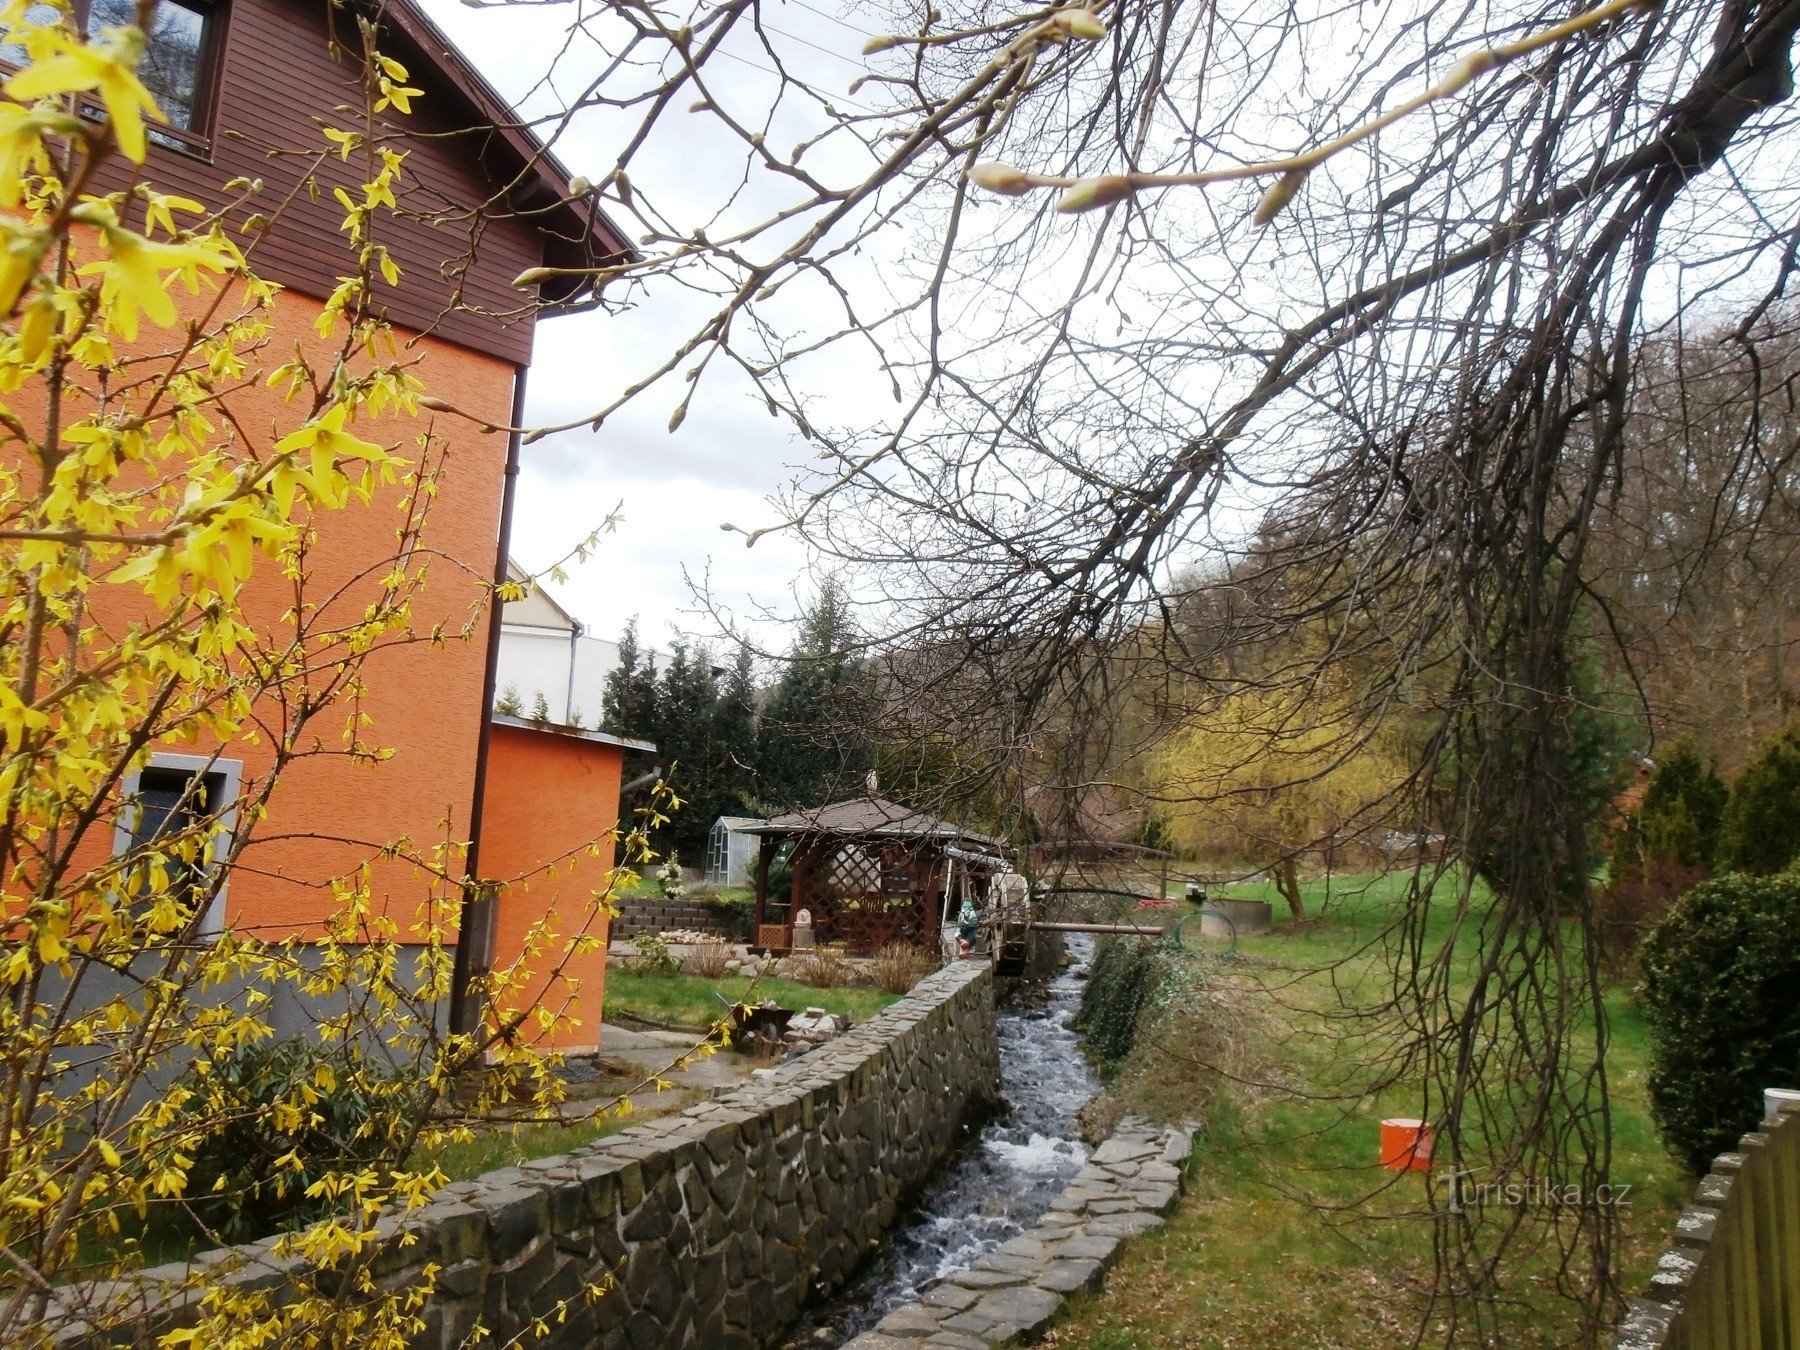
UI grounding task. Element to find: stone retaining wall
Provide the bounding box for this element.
[66,960,999,1349]
[846,1118,1194,1347]
[609,896,739,939]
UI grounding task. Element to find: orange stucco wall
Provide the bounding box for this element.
[57,282,520,942]
[477,724,622,1053]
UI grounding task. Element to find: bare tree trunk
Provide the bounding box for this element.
[1276,856,1306,924]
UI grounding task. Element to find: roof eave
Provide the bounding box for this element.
[491,712,656,753]
[372,0,638,287]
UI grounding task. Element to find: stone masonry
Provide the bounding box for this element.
[60,960,998,1349]
[844,1118,1194,1349]
[608,896,739,940]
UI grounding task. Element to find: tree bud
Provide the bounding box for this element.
[1053,9,1107,39]
[1437,48,1499,95]
[1252,167,1308,226]
[969,162,1034,196]
[1056,175,1133,213]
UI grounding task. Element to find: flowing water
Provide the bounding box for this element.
[789,935,1100,1346]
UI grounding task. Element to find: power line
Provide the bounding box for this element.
[708,45,882,116]
[777,0,881,41]
[759,18,869,70]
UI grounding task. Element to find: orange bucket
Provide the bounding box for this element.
[1380,1117,1433,1172]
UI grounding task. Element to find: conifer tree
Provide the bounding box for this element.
[758,581,876,809]
[656,640,723,856]
[1718,723,1800,875]
[715,644,760,803]
[600,617,661,741]
[1611,740,1727,878]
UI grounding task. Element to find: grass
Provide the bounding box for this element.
[602,967,900,1029]
[421,1097,701,1183]
[1048,869,1689,1348]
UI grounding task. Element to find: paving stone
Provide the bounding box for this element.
[975,1252,1043,1277]
[877,1304,955,1336]
[1090,1137,1159,1165]
[951,1267,1029,1290]
[941,1309,1009,1338]
[973,1285,1061,1335]
[1056,1233,1122,1264]
[921,1283,982,1312]
[1035,1258,1103,1295]
[1089,1211,1162,1238]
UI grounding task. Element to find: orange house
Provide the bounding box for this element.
[20,0,639,1051]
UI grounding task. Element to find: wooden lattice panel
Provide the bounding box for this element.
[799,840,939,952]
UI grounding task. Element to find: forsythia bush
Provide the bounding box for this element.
[0,5,662,1342]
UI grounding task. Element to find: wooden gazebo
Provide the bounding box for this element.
[748,796,1011,953]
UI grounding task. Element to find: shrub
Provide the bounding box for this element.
[867,942,939,994]
[659,851,686,900]
[630,931,680,974]
[700,892,755,942]
[1639,873,1800,1173]
[685,940,734,978]
[178,1040,425,1240]
[789,946,856,988]
[1594,855,1708,975]
[1612,739,1726,876]
[1717,723,1800,874]
[1076,937,1161,1069]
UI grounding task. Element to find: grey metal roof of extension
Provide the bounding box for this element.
[747,796,1009,852]
[490,712,656,753]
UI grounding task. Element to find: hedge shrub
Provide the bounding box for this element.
[700,891,755,941]
[1639,872,1800,1173]
[1076,937,1161,1069]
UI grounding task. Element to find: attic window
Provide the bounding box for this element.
[90,0,219,142]
[2,0,223,150]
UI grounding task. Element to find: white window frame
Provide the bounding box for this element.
[111,750,244,939]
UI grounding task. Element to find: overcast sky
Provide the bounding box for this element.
[418,0,885,654]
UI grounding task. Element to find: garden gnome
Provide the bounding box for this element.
[956,896,980,954]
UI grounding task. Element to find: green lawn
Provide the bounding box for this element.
[422,1102,696,1183]
[602,968,900,1029]
[1049,870,1688,1348]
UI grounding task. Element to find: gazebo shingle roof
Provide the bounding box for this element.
[748,796,1007,852]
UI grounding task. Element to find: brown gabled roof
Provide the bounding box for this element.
[750,796,1009,852]
[369,0,635,309]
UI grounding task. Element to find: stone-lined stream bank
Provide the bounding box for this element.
[788,936,1102,1344]
[798,933,1195,1349]
[844,1120,1193,1348]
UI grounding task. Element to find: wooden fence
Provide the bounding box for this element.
[1616,1095,1800,1348]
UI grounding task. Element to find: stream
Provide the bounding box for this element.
[789,934,1100,1346]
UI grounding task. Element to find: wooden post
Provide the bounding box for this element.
[751,837,771,949]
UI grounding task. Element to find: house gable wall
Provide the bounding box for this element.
[93,0,555,363]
